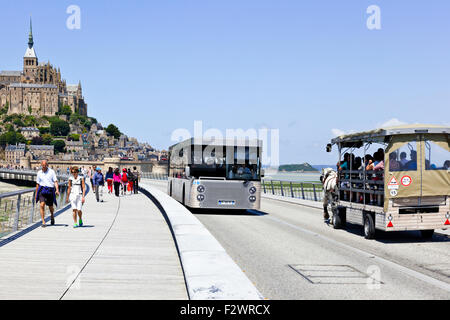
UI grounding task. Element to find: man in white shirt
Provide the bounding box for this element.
[35,160,60,227]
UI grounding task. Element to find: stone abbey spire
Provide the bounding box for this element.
[28,17,34,49]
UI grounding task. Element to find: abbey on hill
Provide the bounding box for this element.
[0,19,87,117]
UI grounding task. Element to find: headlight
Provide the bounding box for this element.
[249,196,256,203]
[197,185,205,193]
[197,194,205,202]
[249,186,257,194]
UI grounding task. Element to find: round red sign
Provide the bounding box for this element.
[401,175,412,187]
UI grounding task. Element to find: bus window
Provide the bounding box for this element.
[389,142,418,171]
[425,141,450,170]
[226,146,260,181]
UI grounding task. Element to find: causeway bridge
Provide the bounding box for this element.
[0,169,449,300]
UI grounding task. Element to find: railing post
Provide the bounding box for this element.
[280,181,284,197]
[313,184,318,202]
[13,194,21,232]
[290,182,294,198]
[271,180,274,195]
[263,180,266,194]
[301,183,305,200]
[28,192,36,225]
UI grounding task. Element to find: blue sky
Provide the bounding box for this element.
[1,0,449,164]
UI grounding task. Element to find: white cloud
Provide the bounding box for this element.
[378,118,407,128]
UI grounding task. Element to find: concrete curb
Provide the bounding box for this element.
[140,182,264,300]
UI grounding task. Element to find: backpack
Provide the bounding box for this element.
[121,173,128,183]
[127,171,135,182]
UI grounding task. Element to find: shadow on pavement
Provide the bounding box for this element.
[342,222,450,243]
[190,208,268,216]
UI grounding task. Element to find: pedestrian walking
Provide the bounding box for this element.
[66,167,86,228]
[35,160,60,228]
[90,165,96,193]
[105,167,114,194]
[93,167,105,202]
[121,168,129,195]
[113,168,122,197]
[127,169,134,193]
[132,166,140,194]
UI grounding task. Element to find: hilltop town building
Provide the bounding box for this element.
[0,19,87,117]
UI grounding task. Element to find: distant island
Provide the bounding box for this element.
[278,163,319,173]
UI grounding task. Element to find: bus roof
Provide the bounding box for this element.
[169,138,263,150]
[331,124,449,147]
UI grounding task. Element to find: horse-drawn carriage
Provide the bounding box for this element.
[324,124,449,239]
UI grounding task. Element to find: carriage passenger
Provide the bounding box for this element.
[389,152,401,171]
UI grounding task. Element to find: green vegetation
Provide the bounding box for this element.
[278,163,319,172]
[0,131,27,147]
[0,107,124,155]
[31,136,44,145]
[106,124,121,139]
[38,127,50,135]
[68,134,80,141]
[58,105,72,116]
[52,140,66,154]
[0,102,9,115]
[49,118,70,136]
[42,134,53,145]
[263,180,323,191]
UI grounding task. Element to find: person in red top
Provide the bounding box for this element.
[121,168,128,195]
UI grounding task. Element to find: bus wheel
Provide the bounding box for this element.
[364,214,376,239]
[420,230,434,239]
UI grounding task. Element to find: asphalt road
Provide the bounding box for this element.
[148,181,450,300]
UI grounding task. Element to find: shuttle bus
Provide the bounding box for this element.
[168,138,263,210]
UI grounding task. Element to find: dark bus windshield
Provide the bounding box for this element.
[189,145,261,181]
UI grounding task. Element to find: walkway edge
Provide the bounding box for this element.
[140,182,264,300]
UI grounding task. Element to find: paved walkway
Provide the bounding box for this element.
[0,184,188,300]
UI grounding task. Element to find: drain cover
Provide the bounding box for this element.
[289,264,383,285]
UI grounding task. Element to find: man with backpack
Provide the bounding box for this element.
[93,167,105,202]
[132,166,140,194]
[127,169,135,194]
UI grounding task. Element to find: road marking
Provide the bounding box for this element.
[248,210,450,293]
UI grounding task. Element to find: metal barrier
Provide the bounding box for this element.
[0,168,69,182]
[262,180,323,202]
[140,172,168,181]
[0,169,70,238]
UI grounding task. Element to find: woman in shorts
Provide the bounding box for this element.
[66,167,86,228]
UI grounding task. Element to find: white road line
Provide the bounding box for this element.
[248,210,450,293]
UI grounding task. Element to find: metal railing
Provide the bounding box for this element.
[0,169,70,238]
[0,168,70,182]
[140,172,168,180]
[262,180,324,202]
